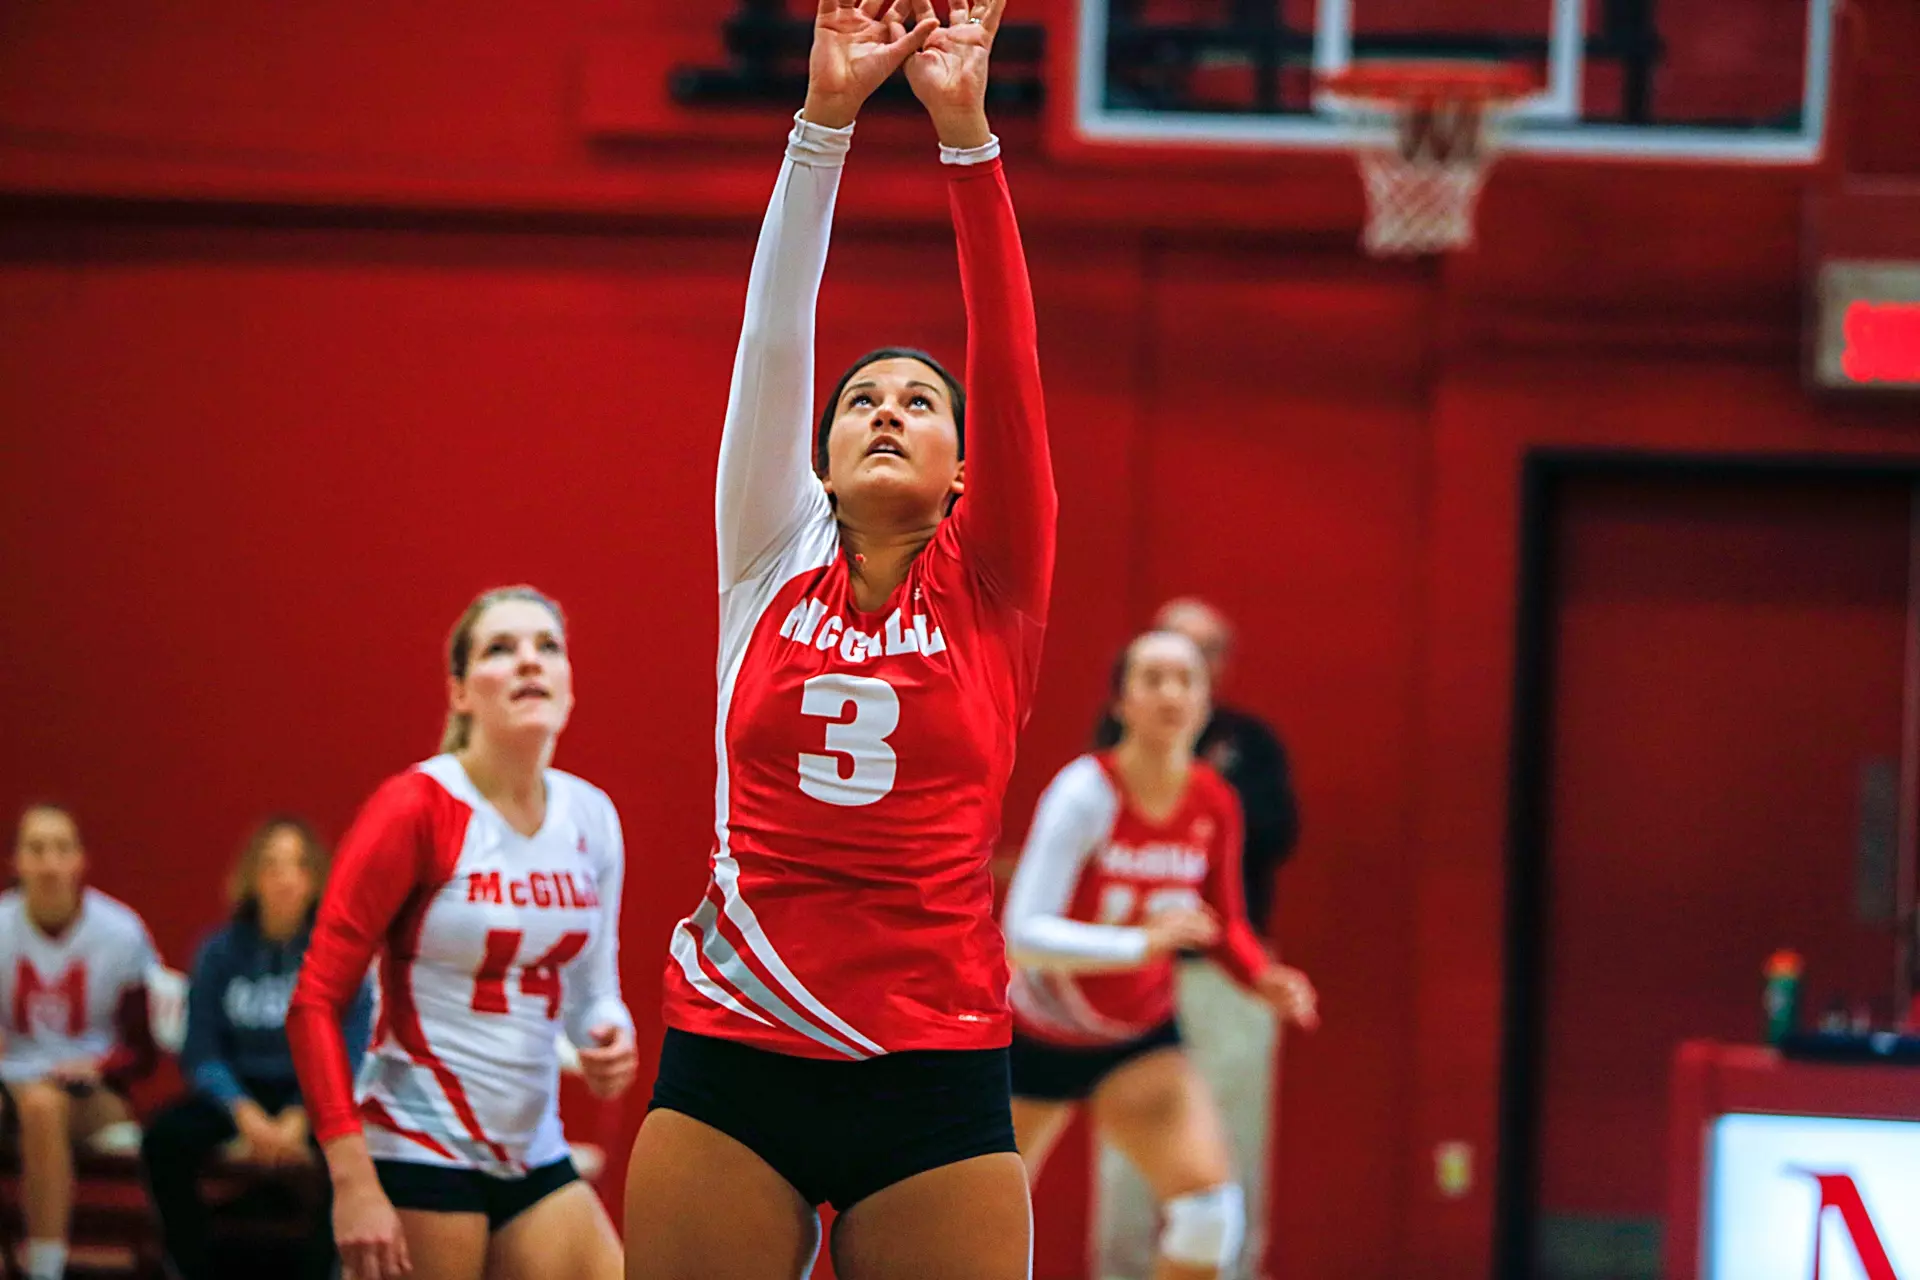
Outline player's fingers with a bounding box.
[893,13,938,52]
[981,0,1008,33]
[859,0,890,18]
[948,0,969,26]
[909,0,940,27]
[389,1228,413,1276]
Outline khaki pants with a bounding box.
[1094,959,1278,1280]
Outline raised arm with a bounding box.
[946,156,1053,610]
[908,0,1056,613]
[714,119,847,587]
[717,0,937,587]
[1004,759,1148,972]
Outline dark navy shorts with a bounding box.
[375,1155,578,1230]
[1008,1020,1184,1101]
[647,1027,1017,1212]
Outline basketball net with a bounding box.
[1340,93,1506,256]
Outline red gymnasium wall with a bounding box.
[3,3,1920,1278]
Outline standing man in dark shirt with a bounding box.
[1099,597,1301,934]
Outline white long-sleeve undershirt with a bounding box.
[1002,756,1153,972]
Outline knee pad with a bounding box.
[1159,1182,1245,1269]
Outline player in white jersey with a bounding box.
[0,804,160,1280]
[289,587,637,1280]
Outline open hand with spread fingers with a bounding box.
[904,0,1006,148]
[804,0,940,129]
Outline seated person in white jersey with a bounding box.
[289,586,638,1280]
[1004,631,1319,1280]
[142,816,375,1280]
[0,803,162,1280]
[625,0,1055,1276]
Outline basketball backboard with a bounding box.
[1074,0,1835,161]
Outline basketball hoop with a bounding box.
[1316,61,1534,257]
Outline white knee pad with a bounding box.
[1159,1182,1245,1269]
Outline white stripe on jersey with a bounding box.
[711,852,883,1056]
[1009,968,1147,1044]
[669,518,885,1059]
[668,917,773,1029]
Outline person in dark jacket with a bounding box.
[141,816,373,1280]
[1098,598,1300,935]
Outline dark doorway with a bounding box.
[1501,456,1920,1280]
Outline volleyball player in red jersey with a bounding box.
[289,587,638,1280]
[1003,631,1319,1280]
[623,0,1053,1275]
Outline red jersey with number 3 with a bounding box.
[661,120,1054,1059]
[288,755,631,1174]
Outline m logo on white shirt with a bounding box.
[11,959,86,1037]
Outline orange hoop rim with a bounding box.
[1315,59,1536,109]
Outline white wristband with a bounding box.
[788,110,855,166]
[940,134,1002,166]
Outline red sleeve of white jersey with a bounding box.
[1202,774,1270,988]
[946,158,1056,620]
[289,769,444,1146]
[99,983,157,1090]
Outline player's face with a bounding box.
[14,808,84,915]
[255,825,316,931]
[1116,633,1211,751]
[1156,603,1232,689]
[450,599,574,747]
[822,358,964,521]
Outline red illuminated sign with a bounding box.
[1812,262,1920,392]
[1842,301,1920,384]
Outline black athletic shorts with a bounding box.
[374,1155,578,1230]
[1008,1020,1183,1101]
[647,1027,1017,1212]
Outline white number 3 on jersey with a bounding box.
[799,674,899,807]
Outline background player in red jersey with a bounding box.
[0,804,160,1280]
[1002,631,1319,1280]
[289,587,637,1280]
[623,0,1054,1275]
